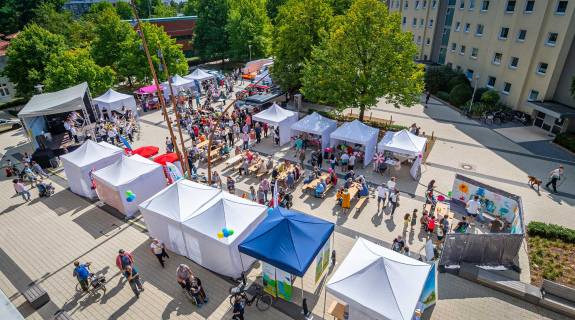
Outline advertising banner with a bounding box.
[275,268,292,302]
[419,262,437,308]
[262,262,277,297]
[315,237,330,283]
[165,161,183,184]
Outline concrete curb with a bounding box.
[549,141,575,159]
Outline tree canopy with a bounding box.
[116,1,134,20]
[32,2,85,47]
[88,1,115,15]
[300,0,424,120]
[328,0,353,15]
[44,48,117,96]
[192,0,230,61]
[182,0,198,16]
[1,24,67,98]
[134,0,162,18]
[0,0,66,35]
[152,3,178,17]
[227,0,272,61]
[91,8,134,68]
[265,0,287,23]
[271,0,333,92]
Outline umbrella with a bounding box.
[133,146,159,158]
[154,153,179,165]
[373,152,385,164]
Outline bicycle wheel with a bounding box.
[256,293,273,311]
[229,295,235,306]
[494,117,502,125]
[486,118,493,125]
[480,114,487,122]
[460,109,467,116]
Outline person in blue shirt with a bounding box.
[124,265,144,298]
[315,179,325,197]
[232,295,245,320]
[284,172,295,189]
[359,182,369,198]
[73,261,92,292]
[344,170,355,182]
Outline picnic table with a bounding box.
[195,140,209,149]
[225,154,243,167]
[425,202,453,233]
[303,172,330,194]
[327,301,347,320]
[276,164,295,181]
[248,159,263,174]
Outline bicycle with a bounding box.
[479,111,494,125]
[229,274,273,311]
[460,108,472,119]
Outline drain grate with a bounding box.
[459,163,476,171]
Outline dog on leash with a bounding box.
[528,176,542,191]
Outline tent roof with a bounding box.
[135,85,163,94]
[154,153,178,165]
[238,207,334,277]
[291,112,337,135]
[93,88,134,104]
[18,82,88,118]
[161,74,193,88]
[378,129,427,155]
[92,154,162,187]
[330,119,379,145]
[138,180,221,222]
[59,140,123,168]
[184,69,215,81]
[182,192,267,244]
[326,238,431,320]
[252,104,297,125]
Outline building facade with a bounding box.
[388,0,575,135]
[0,33,19,103]
[128,16,197,58]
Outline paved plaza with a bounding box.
[0,89,573,320]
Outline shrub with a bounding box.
[527,221,575,244]
[473,87,490,102]
[481,90,501,106]
[424,65,458,94]
[449,84,473,107]
[446,74,471,93]
[436,91,450,101]
[0,97,30,110]
[553,133,575,153]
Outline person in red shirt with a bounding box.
[116,249,134,273]
[427,215,436,236]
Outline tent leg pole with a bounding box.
[301,277,304,302]
[239,252,246,275]
[323,283,327,320]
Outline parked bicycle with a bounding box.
[479,111,494,125]
[512,111,532,125]
[229,274,273,311]
[460,108,472,119]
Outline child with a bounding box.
[427,215,436,236]
[250,186,256,202]
[403,213,411,232]
[436,219,445,247]
[410,209,418,232]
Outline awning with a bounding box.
[18,82,88,118]
[525,100,575,119]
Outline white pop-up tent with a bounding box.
[60,140,124,198]
[290,112,338,151]
[378,129,427,180]
[330,119,379,168]
[161,75,194,100]
[252,103,298,146]
[326,238,433,320]
[93,88,138,117]
[139,180,267,278]
[184,69,216,82]
[92,155,167,217]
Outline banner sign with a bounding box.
[315,237,330,283]
[165,161,183,184]
[275,268,292,302]
[262,262,277,297]
[420,262,437,308]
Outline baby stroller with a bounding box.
[6,163,20,178]
[38,182,55,197]
[309,151,320,167]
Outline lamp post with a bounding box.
[469,73,480,113]
[248,44,252,62]
[34,84,44,94]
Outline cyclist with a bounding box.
[232,295,245,320]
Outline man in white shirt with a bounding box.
[546,165,566,194]
[348,154,356,171]
[63,120,72,140]
[70,126,79,143]
[376,183,389,211]
[386,177,396,201]
[466,195,482,226]
[99,127,108,143]
[107,128,116,145]
[150,238,169,268]
[340,153,349,172]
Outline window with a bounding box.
[509,56,519,69]
[464,23,470,33]
[528,90,539,101]
[402,17,406,24]
[405,0,408,8]
[413,18,417,26]
[460,45,466,55]
[426,38,430,45]
[417,36,422,44]
[174,34,192,41]
[499,27,509,39]
[492,52,502,64]
[524,0,534,12]
[475,24,484,36]
[432,1,437,8]
[486,76,496,88]
[502,82,511,94]
[469,0,475,9]
[423,1,427,8]
[481,0,489,11]
[415,1,420,9]
[0,83,10,97]
[455,22,461,31]
[451,43,457,51]
[420,19,424,26]
[546,33,558,46]
[424,54,428,60]
[447,62,452,67]
[396,1,400,7]
[471,48,478,58]
[466,69,474,80]
[412,35,415,42]
[555,1,568,14]
[456,65,462,72]
[429,20,434,27]
[517,29,527,41]
[459,0,465,9]
[505,0,516,12]
[537,62,548,75]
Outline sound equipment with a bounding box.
[49,157,60,169]
[36,135,48,150]
[32,149,55,168]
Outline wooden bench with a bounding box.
[317,182,333,199]
[539,279,575,318]
[355,196,368,212]
[256,170,269,180]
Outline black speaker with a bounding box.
[32,149,55,168]
[36,135,48,150]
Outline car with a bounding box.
[0,119,21,132]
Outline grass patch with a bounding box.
[526,233,575,289]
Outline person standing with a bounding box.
[260,179,270,202]
[150,238,169,268]
[255,124,261,144]
[23,163,38,188]
[73,261,92,293]
[348,154,356,171]
[64,120,73,140]
[425,91,430,108]
[489,216,503,234]
[102,107,110,121]
[124,265,144,298]
[341,189,351,214]
[391,235,405,253]
[107,127,116,145]
[545,165,566,194]
[13,179,31,202]
[376,183,388,212]
[116,249,134,273]
[387,177,396,200]
[317,152,323,169]
[242,132,250,150]
[465,195,482,226]
[70,125,79,144]
[166,137,174,153]
[301,131,308,150]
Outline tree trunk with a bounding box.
[359,108,365,122]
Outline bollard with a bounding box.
[432,131,434,140]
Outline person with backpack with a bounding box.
[73,261,92,293]
[454,216,469,233]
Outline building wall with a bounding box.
[65,0,128,18]
[131,17,197,58]
[0,56,17,103]
[553,34,575,106]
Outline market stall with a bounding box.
[154,153,184,183]
[160,74,194,100]
[134,85,164,111]
[139,180,267,278]
[184,69,216,94]
[325,237,436,320]
[125,146,159,158]
[330,119,379,168]
[252,103,298,146]
[93,88,138,118]
[60,140,123,198]
[377,129,427,180]
[92,154,166,217]
[290,112,338,151]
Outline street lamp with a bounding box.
[248,44,252,61]
[34,84,44,94]
[469,73,480,113]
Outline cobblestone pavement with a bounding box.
[0,87,572,320]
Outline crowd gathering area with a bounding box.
[8,68,532,320]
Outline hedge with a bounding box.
[553,133,575,153]
[527,221,575,244]
[436,91,450,102]
[307,109,408,132]
[0,97,30,110]
[449,83,473,107]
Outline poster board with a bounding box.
[419,262,437,308]
[262,262,277,297]
[315,236,330,283]
[451,177,518,221]
[424,240,435,262]
[275,268,292,302]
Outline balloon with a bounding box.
[229,230,234,236]
[268,207,273,213]
[217,232,224,238]
[418,154,423,158]
[130,194,136,200]
[448,191,452,196]
[126,197,133,202]
[437,195,445,201]
[223,230,230,237]
[126,190,133,196]
[222,228,229,234]
[328,168,332,173]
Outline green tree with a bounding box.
[227,0,272,61]
[1,25,67,97]
[152,3,178,17]
[301,0,424,121]
[92,8,134,68]
[449,83,473,108]
[193,0,230,61]
[88,1,115,15]
[182,0,198,15]
[117,22,188,84]
[134,0,162,18]
[481,90,500,106]
[116,0,134,20]
[32,2,83,46]
[0,0,66,34]
[44,48,117,96]
[272,0,333,92]
[170,0,179,12]
[446,73,470,93]
[328,0,353,15]
[265,0,287,22]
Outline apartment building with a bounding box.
[388,0,575,135]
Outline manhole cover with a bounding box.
[459,163,475,171]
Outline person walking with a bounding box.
[376,183,388,212]
[545,165,566,194]
[73,261,92,293]
[403,213,411,232]
[124,265,144,298]
[410,209,418,232]
[116,249,134,273]
[390,190,400,216]
[150,238,169,268]
[425,91,430,108]
[31,161,49,179]
[13,179,31,202]
[23,163,38,188]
